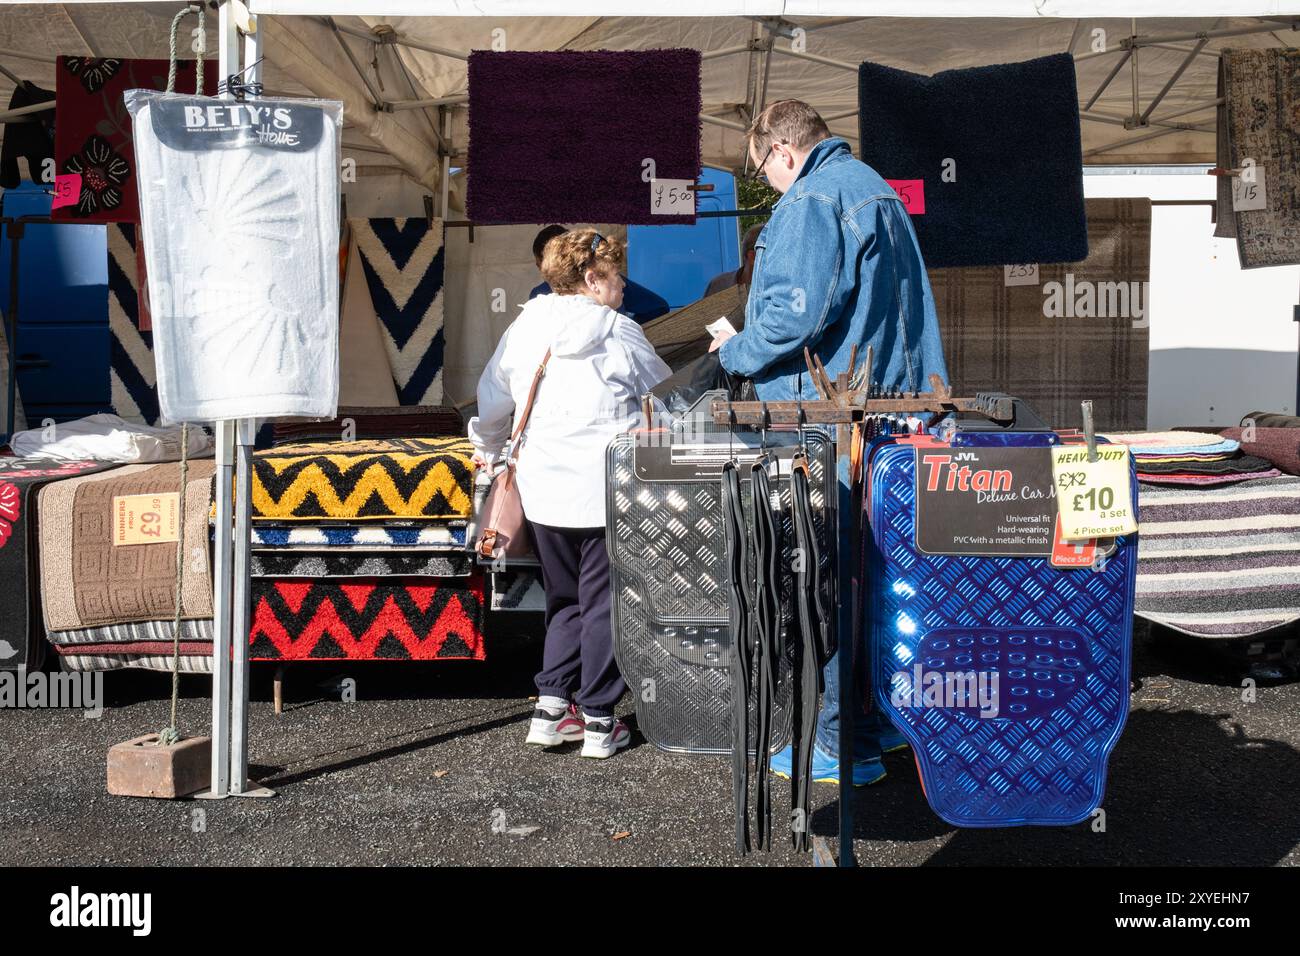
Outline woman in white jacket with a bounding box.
[469,229,670,759]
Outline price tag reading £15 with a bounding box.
[1232,165,1268,212]
[113,492,180,546]
[651,179,695,216]
[1050,445,1137,540]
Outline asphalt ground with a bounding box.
[1,617,1297,867]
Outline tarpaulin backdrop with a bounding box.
[930,197,1150,431]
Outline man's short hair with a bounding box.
[746,99,831,157]
[532,224,568,262]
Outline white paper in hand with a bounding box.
[706,317,737,339]
[125,92,342,423]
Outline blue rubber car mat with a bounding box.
[866,434,1137,826]
[606,428,836,754]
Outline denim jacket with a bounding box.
[719,137,949,401]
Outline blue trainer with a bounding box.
[878,727,910,754]
[768,744,886,787]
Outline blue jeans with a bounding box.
[812,454,887,761]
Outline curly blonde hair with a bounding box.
[539,228,626,295]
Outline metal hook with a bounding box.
[795,373,809,460]
[728,403,738,464]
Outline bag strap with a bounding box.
[506,348,552,457]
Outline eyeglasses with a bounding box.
[744,140,785,183]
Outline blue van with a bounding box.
[627,168,741,310]
[0,181,110,436]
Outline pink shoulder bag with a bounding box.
[476,349,551,561]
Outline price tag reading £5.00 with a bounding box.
[650,179,695,216]
[1050,445,1137,540]
[113,492,181,546]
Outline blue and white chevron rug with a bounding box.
[350,217,446,406]
[106,222,159,425]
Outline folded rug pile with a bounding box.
[249,577,485,661]
[1217,426,1300,476]
[0,458,118,671]
[1136,476,1300,638]
[1100,430,1279,487]
[39,461,220,671]
[270,405,464,447]
[243,415,484,662]
[251,437,474,522]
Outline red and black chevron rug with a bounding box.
[249,574,486,661]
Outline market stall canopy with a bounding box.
[2,3,1299,204]
[252,2,1300,16]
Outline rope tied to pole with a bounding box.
[166,3,206,96]
[158,2,203,748]
[158,423,191,748]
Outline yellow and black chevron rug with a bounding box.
[251,437,475,521]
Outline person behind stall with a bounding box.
[528,224,671,323]
[470,229,671,759]
[702,223,764,299]
[710,99,949,786]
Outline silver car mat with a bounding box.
[606,423,835,754]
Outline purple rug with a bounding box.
[467,49,701,226]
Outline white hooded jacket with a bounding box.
[468,293,671,528]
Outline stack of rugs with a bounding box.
[1101,430,1281,486]
[0,458,116,672]
[246,407,487,661]
[1102,426,1300,640]
[38,460,218,672]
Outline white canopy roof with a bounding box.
[3,4,1299,205]
[252,2,1297,18]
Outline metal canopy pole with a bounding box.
[204,0,243,803]
[228,17,265,798]
[201,0,272,802]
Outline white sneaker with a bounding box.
[580,715,631,759]
[525,702,585,747]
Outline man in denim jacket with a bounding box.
[713,100,949,786]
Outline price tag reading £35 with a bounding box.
[1050,445,1137,540]
[650,179,695,216]
[113,492,181,546]
[1004,263,1040,287]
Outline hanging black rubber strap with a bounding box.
[789,454,824,852]
[721,459,752,855]
[749,454,781,852]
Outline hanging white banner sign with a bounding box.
[126,90,343,423]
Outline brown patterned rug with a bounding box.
[1218,48,1300,268]
[39,461,215,631]
[929,197,1151,431]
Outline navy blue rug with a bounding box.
[467,49,701,225]
[857,53,1086,268]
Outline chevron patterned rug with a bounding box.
[251,437,475,521]
[249,575,486,660]
[106,222,159,425]
[249,522,467,550]
[351,217,446,405]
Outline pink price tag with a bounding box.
[885,179,925,215]
[51,173,82,211]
